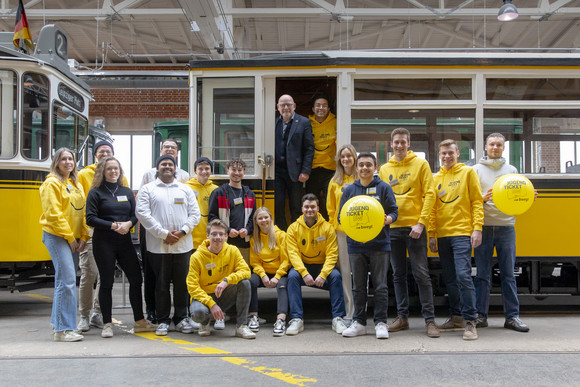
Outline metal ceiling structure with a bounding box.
[1,0,580,66]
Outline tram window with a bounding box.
[52,102,88,160]
[21,73,49,160]
[198,78,255,175]
[354,79,472,101]
[0,70,17,159]
[487,78,580,100]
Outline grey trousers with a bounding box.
[190,280,251,327]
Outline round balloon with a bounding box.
[340,195,385,242]
[492,174,535,216]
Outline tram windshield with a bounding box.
[22,72,50,161]
[0,70,17,159]
[52,102,88,163]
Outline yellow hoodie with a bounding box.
[184,177,218,248]
[250,226,290,279]
[286,213,338,279]
[326,173,355,232]
[379,151,435,228]
[428,163,484,238]
[309,112,337,170]
[187,240,251,308]
[78,163,129,195]
[39,175,90,243]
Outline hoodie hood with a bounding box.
[188,177,214,189]
[388,150,417,166]
[353,174,382,189]
[478,156,506,171]
[439,163,466,175]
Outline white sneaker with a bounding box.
[248,315,260,332]
[77,315,90,332]
[214,319,225,330]
[198,322,211,337]
[375,322,389,339]
[90,312,104,329]
[286,318,304,336]
[188,317,200,331]
[342,321,366,337]
[155,322,169,336]
[235,324,256,339]
[332,316,348,334]
[101,322,113,338]
[175,318,194,334]
[273,318,286,337]
[54,330,84,342]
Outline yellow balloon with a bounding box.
[340,195,385,242]
[492,174,535,216]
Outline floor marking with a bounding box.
[23,294,52,301]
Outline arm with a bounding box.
[182,186,201,234]
[286,225,309,278]
[225,247,251,284]
[383,183,398,225]
[39,179,75,243]
[85,189,115,230]
[468,169,484,248]
[319,226,338,280]
[249,237,267,278]
[186,254,216,309]
[300,119,315,176]
[275,231,291,279]
[417,162,436,229]
[428,179,438,239]
[135,186,169,241]
[326,181,338,228]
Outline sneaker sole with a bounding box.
[249,326,260,332]
[438,326,465,332]
[155,331,168,336]
[376,334,389,339]
[286,328,303,336]
[198,332,211,337]
[387,326,409,332]
[463,335,478,340]
[273,331,285,337]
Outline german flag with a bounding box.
[13,0,34,52]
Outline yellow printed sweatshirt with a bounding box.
[428,163,484,238]
[379,151,435,228]
[187,240,251,308]
[286,213,338,279]
[249,226,290,279]
[185,177,218,248]
[39,175,90,243]
[309,112,337,170]
[78,163,129,195]
[326,173,355,232]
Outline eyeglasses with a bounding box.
[163,145,177,150]
[278,103,293,108]
[209,232,226,237]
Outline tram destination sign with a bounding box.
[58,83,84,112]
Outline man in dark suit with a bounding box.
[275,94,314,230]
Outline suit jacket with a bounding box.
[275,113,314,182]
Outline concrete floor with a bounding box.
[1,284,580,386]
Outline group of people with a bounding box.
[39,92,529,343]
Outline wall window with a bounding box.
[21,73,49,160]
[112,134,153,190]
[354,78,472,100]
[0,70,17,159]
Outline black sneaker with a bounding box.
[504,317,529,332]
[476,315,488,328]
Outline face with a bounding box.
[104,160,120,183]
[391,134,410,159]
[340,148,355,169]
[439,144,460,169]
[161,141,178,157]
[195,163,212,182]
[207,225,227,247]
[302,199,319,222]
[157,160,175,181]
[485,136,505,159]
[227,164,245,183]
[312,98,330,121]
[57,151,75,176]
[356,156,377,179]
[256,211,272,233]
[95,145,113,162]
[277,95,296,122]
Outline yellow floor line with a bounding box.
[23,294,53,301]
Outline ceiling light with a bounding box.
[498,0,519,21]
[190,21,200,32]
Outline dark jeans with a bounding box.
[249,273,289,315]
[148,251,191,325]
[275,167,303,231]
[190,280,251,327]
[350,251,390,325]
[305,167,334,220]
[474,225,520,319]
[389,227,435,322]
[93,232,144,324]
[139,226,156,318]
[438,236,477,321]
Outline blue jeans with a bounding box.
[389,228,435,322]
[474,226,519,319]
[287,264,345,320]
[437,236,477,321]
[190,280,251,327]
[42,231,78,332]
[249,273,289,316]
[350,251,390,325]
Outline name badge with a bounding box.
[174,197,184,204]
[438,189,447,197]
[67,184,73,190]
[117,195,128,202]
[389,179,399,186]
[233,197,243,205]
[205,262,216,270]
[316,235,326,242]
[343,183,352,188]
[367,187,377,195]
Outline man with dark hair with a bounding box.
[275,94,314,230]
[285,193,346,336]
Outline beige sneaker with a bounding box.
[437,315,465,331]
[388,317,409,332]
[235,324,256,339]
[426,321,441,338]
[463,320,478,340]
[101,323,113,338]
[54,330,84,342]
[198,322,211,337]
[134,319,157,333]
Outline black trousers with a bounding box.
[305,167,334,221]
[140,227,156,317]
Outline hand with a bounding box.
[471,230,482,249]
[303,274,315,286]
[483,188,493,203]
[115,221,132,235]
[384,214,392,226]
[269,277,279,288]
[314,276,325,288]
[298,173,309,183]
[210,304,224,321]
[215,280,228,298]
[429,237,438,253]
[229,229,239,238]
[238,228,248,238]
[534,189,538,201]
[69,239,79,253]
[409,223,424,239]
[261,276,270,287]
[77,239,86,252]
[164,231,180,245]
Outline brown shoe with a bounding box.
[463,320,478,340]
[437,315,465,331]
[426,321,441,338]
[388,317,409,332]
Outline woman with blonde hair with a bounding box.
[326,144,358,321]
[40,147,90,342]
[248,207,290,336]
[86,156,156,338]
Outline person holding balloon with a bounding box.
[339,152,398,339]
[472,132,530,333]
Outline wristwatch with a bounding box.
[222,277,228,284]
[181,230,186,236]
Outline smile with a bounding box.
[301,251,321,259]
[439,195,459,204]
[393,187,411,195]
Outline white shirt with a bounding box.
[140,167,190,189]
[136,178,200,254]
